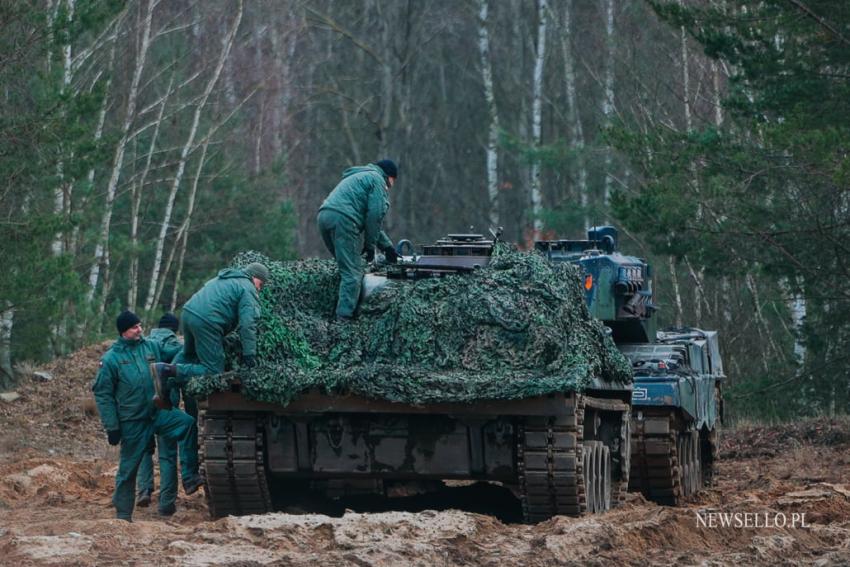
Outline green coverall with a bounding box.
[92,336,193,520]
[136,327,182,500]
[171,268,262,480]
[317,164,394,318]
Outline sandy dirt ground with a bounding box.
[1,344,849,566]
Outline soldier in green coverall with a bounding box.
[317,159,399,319]
[149,262,270,484]
[92,311,194,521]
[135,313,197,508]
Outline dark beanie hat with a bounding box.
[157,312,179,332]
[116,310,141,335]
[375,159,398,178]
[244,262,270,282]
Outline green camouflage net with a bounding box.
[185,247,632,405]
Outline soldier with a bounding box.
[150,262,270,484]
[92,311,194,521]
[317,159,399,320]
[135,313,200,507]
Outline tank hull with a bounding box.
[199,388,632,522]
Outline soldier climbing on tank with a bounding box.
[317,159,399,320]
[149,262,270,491]
[135,312,191,508]
[91,310,195,521]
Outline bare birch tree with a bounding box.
[478,0,500,228]
[601,0,615,205]
[530,0,547,236]
[87,0,157,305]
[143,0,243,313]
[559,0,587,225]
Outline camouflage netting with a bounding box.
[185,247,632,406]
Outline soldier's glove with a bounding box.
[362,246,375,262]
[107,430,122,446]
[383,247,399,264]
[242,354,257,368]
[146,435,156,455]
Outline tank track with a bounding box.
[200,410,273,518]
[517,396,632,522]
[629,413,716,505]
[517,396,586,522]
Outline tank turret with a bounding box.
[535,226,656,343]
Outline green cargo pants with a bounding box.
[317,209,364,318]
[168,309,224,483]
[113,408,193,521]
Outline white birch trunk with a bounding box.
[0,303,13,389]
[561,0,588,225]
[52,0,76,257]
[530,0,548,236]
[143,0,243,313]
[128,76,172,311]
[602,0,615,205]
[679,0,692,132]
[170,138,210,311]
[746,272,781,369]
[478,0,500,228]
[73,43,115,257]
[780,276,807,365]
[712,60,724,127]
[668,256,684,327]
[87,0,156,304]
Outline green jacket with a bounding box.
[319,164,394,250]
[91,337,169,431]
[182,268,260,356]
[148,327,182,362]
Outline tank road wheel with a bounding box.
[583,441,612,514]
[200,410,273,519]
[517,395,627,522]
[583,443,596,513]
[677,434,690,498]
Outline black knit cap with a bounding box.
[375,159,398,178]
[157,312,179,332]
[116,310,141,335]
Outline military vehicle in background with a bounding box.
[536,226,724,505]
[199,232,633,523]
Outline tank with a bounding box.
[536,226,724,505]
[198,232,633,523]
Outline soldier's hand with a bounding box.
[362,246,375,262]
[242,354,257,368]
[383,247,399,264]
[107,430,121,446]
[147,435,156,455]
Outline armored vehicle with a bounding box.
[198,233,633,523]
[536,226,724,505]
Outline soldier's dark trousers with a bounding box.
[170,309,224,482]
[113,409,193,521]
[317,209,364,318]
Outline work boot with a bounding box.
[158,502,176,517]
[336,314,353,322]
[136,488,152,508]
[183,474,204,496]
[149,363,176,410]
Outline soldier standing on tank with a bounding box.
[317,159,400,320]
[92,311,195,521]
[135,313,200,507]
[149,262,270,487]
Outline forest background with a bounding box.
[1,0,847,422]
